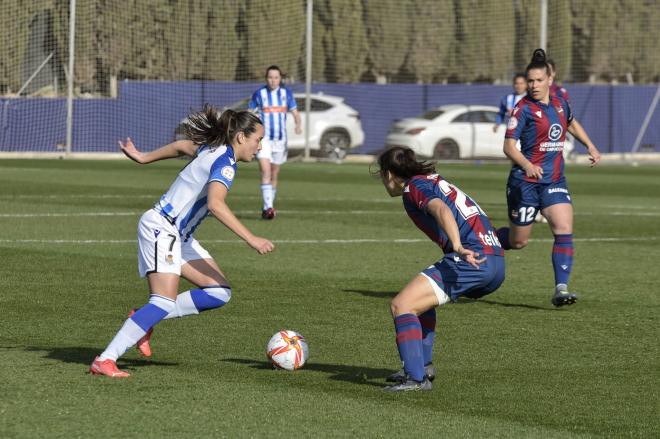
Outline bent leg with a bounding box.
[390,275,447,382]
[99,272,178,361]
[162,258,231,320]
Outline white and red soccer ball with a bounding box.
[266,330,309,371]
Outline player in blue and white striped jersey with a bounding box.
[493,73,527,133]
[249,65,301,220]
[90,106,274,378]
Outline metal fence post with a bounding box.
[304,0,313,160]
[65,0,76,157]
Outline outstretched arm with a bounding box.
[207,182,274,255]
[119,138,199,164]
[426,198,485,268]
[567,118,601,167]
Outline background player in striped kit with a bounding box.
[493,73,527,133]
[249,65,302,220]
[496,49,601,307]
[90,106,274,378]
[375,147,505,392]
[547,57,570,103]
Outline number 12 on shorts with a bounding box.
[518,206,537,223]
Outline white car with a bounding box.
[228,93,364,160]
[385,104,573,160]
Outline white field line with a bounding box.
[0,237,656,245]
[2,210,660,218]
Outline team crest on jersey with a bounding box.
[535,110,542,118]
[507,117,518,130]
[548,124,563,141]
[221,166,235,181]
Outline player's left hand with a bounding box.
[587,145,601,167]
[294,125,302,135]
[456,246,486,269]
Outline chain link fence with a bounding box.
[1,0,659,156]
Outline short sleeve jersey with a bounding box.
[248,85,297,141]
[402,174,504,256]
[505,94,573,184]
[550,83,570,103]
[156,144,237,241]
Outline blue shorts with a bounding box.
[422,254,505,302]
[506,176,572,225]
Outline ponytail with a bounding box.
[373,146,436,180]
[526,48,550,75]
[182,104,262,148]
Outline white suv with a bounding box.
[228,93,364,159]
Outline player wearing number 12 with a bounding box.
[375,147,505,392]
[496,49,601,307]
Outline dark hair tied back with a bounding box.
[373,146,436,180]
[182,104,262,149]
[526,48,550,75]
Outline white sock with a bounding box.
[99,295,175,361]
[272,188,277,204]
[261,184,273,210]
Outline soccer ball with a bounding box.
[266,330,309,371]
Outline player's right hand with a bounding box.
[523,162,543,179]
[119,137,146,164]
[456,246,486,269]
[249,236,275,255]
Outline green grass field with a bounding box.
[0,159,658,438]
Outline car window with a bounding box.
[469,111,499,123]
[419,110,444,120]
[481,111,498,123]
[294,98,333,112]
[310,99,332,112]
[451,112,471,123]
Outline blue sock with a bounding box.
[100,294,175,361]
[496,227,512,250]
[164,286,231,319]
[394,314,424,382]
[418,308,436,366]
[552,234,574,286]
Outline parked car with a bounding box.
[226,93,364,160]
[385,104,573,159]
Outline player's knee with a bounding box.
[203,286,232,308]
[510,237,528,249]
[390,297,412,316]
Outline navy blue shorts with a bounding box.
[422,254,505,302]
[506,176,572,225]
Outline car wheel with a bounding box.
[433,139,460,160]
[320,130,350,160]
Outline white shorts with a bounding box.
[257,139,288,165]
[137,209,212,278]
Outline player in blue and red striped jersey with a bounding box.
[496,49,601,307]
[249,65,302,220]
[547,58,570,103]
[374,146,505,392]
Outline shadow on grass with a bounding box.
[222,358,393,388]
[344,289,551,311]
[455,297,549,310]
[22,346,178,370]
[342,288,398,298]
